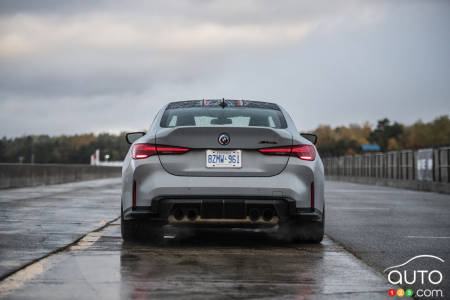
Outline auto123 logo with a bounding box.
[384,255,445,298]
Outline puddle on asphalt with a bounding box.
[1,222,393,300]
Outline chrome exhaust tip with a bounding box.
[187,210,198,221]
[173,208,184,221]
[249,208,260,222]
[262,209,274,222]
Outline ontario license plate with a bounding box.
[206,150,242,168]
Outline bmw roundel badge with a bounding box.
[218,133,230,145]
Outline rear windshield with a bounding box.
[160,100,287,129]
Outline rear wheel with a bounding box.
[278,208,325,243]
[121,205,163,242]
[278,220,324,243]
[293,220,324,243]
[120,216,136,242]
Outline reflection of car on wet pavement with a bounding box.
[121,99,325,243]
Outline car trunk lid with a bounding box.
[155,126,292,177]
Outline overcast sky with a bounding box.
[0,0,449,137]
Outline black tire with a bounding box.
[293,220,324,243]
[121,211,138,242]
[121,205,163,243]
[278,208,325,243]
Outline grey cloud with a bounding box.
[0,1,380,23]
[0,0,96,15]
[0,0,449,137]
[0,1,382,97]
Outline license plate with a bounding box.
[206,150,242,168]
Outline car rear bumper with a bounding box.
[123,196,323,226]
[122,156,324,209]
[121,155,325,227]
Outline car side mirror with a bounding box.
[300,133,318,145]
[126,132,146,144]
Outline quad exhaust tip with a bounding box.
[249,208,260,222]
[249,208,275,222]
[170,207,277,223]
[262,209,274,222]
[173,208,184,221]
[187,210,198,221]
[172,208,198,221]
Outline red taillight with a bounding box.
[132,143,190,159]
[311,182,314,209]
[155,145,190,155]
[132,143,157,159]
[258,145,316,161]
[258,147,293,155]
[292,145,316,161]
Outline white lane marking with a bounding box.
[69,231,102,251]
[406,236,450,239]
[330,207,390,210]
[326,189,411,194]
[0,260,48,296]
[0,230,105,296]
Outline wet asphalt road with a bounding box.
[0,220,391,299]
[0,178,448,299]
[325,181,450,297]
[0,178,121,279]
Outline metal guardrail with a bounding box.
[323,147,450,183]
[0,163,122,189]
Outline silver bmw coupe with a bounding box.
[121,99,325,243]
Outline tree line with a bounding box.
[0,133,130,164]
[312,115,450,157]
[0,115,449,164]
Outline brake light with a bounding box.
[258,145,316,161]
[258,147,293,155]
[292,145,316,160]
[156,145,190,155]
[132,144,157,159]
[132,143,190,159]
